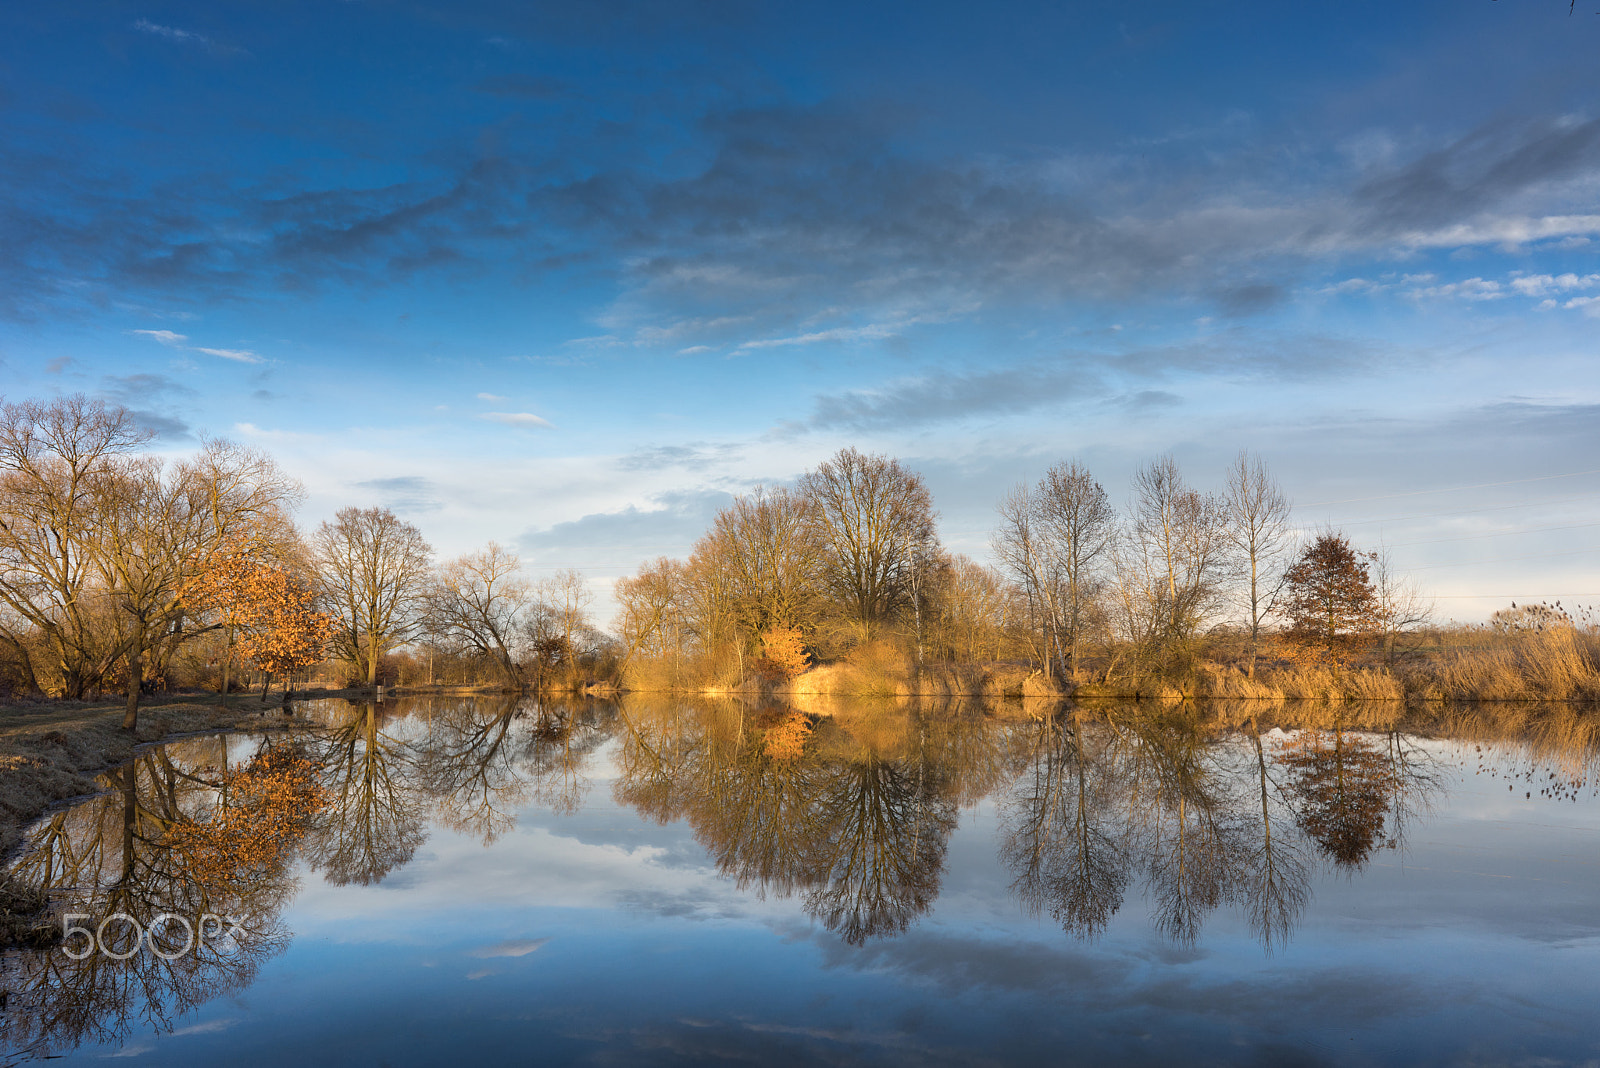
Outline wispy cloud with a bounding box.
[194,346,262,363]
[479,412,554,428]
[131,329,188,345]
[1404,277,1505,302]
[466,937,549,958]
[131,330,264,362]
[737,323,903,351]
[476,392,506,401]
[132,19,244,56]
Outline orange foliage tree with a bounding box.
[1277,533,1379,668]
[193,545,335,699]
[756,625,811,680]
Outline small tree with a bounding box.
[235,568,336,698]
[1280,533,1378,664]
[757,625,810,680]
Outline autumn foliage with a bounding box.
[763,708,814,760]
[756,626,811,680]
[192,545,336,685]
[1278,534,1379,665]
[165,744,328,891]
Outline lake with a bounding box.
[3,695,1598,1066]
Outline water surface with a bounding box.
[3,696,1597,1065]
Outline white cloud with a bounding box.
[737,323,902,351]
[1404,277,1504,302]
[131,329,188,345]
[194,347,262,363]
[131,18,243,55]
[1397,214,1600,249]
[476,392,506,401]
[479,412,554,428]
[1508,272,1600,298]
[1319,277,1386,296]
[133,19,211,45]
[466,937,548,958]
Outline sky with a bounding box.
[2,0,1598,622]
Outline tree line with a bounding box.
[616,446,1435,693]
[0,396,612,726]
[13,392,1574,711]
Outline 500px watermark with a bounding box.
[60,914,249,960]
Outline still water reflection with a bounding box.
[3,696,1598,1065]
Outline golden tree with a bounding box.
[235,570,335,697]
[757,625,811,680]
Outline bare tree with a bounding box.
[1222,450,1294,676]
[525,568,594,687]
[424,543,529,687]
[992,482,1059,676]
[90,441,301,727]
[1123,456,1230,663]
[614,557,687,669]
[1369,546,1433,672]
[0,396,150,697]
[705,486,826,642]
[800,448,937,643]
[1036,461,1116,679]
[312,508,433,689]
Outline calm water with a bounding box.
[3,696,1598,1066]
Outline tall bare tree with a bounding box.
[1222,450,1294,676]
[1037,461,1115,679]
[702,486,825,644]
[424,543,529,687]
[992,482,1059,676]
[82,440,300,727]
[312,507,432,689]
[1119,456,1230,664]
[799,448,937,643]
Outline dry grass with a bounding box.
[1414,628,1600,703]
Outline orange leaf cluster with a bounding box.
[763,709,814,761]
[756,626,811,681]
[195,548,335,677]
[165,745,327,891]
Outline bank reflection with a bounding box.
[0,737,318,1059]
[0,694,1585,1062]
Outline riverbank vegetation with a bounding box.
[1,394,1595,713]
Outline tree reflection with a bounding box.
[1001,715,1131,939]
[0,691,1536,1063]
[805,749,958,945]
[0,737,317,1059]
[301,701,426,885]
[1242,729,1309,953]
[1278,726,1399,869]
[1122,711,1253,946]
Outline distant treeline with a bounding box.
[2,395,1597,716]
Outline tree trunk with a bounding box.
[220,624,233,706]
[122,634,142,731]
[367,624,379,690]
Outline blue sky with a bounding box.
[3,0,1598,620]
